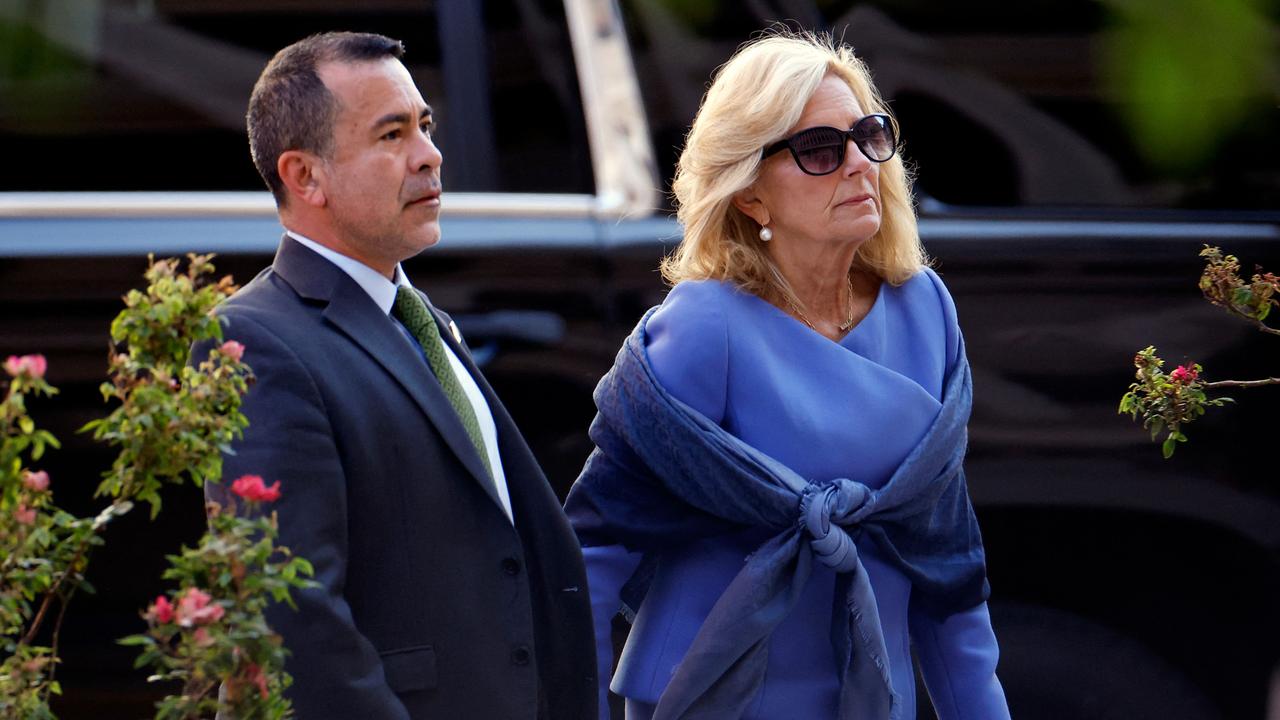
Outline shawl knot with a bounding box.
[801,480,872,573]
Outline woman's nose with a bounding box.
[842,138,872,176]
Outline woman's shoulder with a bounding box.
[644,279,736,422]
[662,278,745,310]
[889,266,958,328]
[649,279,752,342]
[890,265,961,371]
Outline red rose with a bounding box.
[230,474,281,503]
[22,470,50,492]
[1170,365,1199,384]
[146,595,175,624]
[14,504,36,526]
[220,340,245,363]
[4,354,47,379]
[175,587,225,627]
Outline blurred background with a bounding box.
[2,0,1278,717]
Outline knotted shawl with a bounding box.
[565,308,990,720]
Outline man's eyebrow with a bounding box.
[372,112,410,130]
[372,106,434,131]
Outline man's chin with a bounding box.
[408,224,442,253]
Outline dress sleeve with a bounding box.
[644,281,730,424]
[909,599,1011,720]
[198,311,412,720]
[581,545,643,720]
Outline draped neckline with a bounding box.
[728,278,940,413]
[742,275,890,345]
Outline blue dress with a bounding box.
[581,268,1010,719]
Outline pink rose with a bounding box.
[22,470,50,492]
[4,354,46,379]
[174,587,225,627]
[230,474,281,503]
[193,627,215,648]
[220,340,245,363]
[14,504,36,526]
[146,595,175,624]
[1169,365,1199,384]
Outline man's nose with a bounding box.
[411,130,443,172]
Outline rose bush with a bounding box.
[1,255,313,719]
[122,475,314,720]
[1121,246,1279,456]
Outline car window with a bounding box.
[619,0,1278,210]
[0,0,593,195]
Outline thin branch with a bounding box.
[1252,319,1280,337]
[40,586,77,702]
[1205,377,1280,389]
[19,530,94,646]
[19,490,132,647]
[1218,303,1280,337]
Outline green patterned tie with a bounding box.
[393,286,493,479]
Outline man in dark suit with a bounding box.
[206,32,596,719]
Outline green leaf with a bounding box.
[1162,436,1177,458]
[117,635,154,647]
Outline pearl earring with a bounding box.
[759,226,773,242]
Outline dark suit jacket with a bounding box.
[203,236,596,719]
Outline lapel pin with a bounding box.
[448,320,463,344]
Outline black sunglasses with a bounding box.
[762,114,897,175]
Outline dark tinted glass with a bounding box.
[0,0,592,194]
[769,115,896,174]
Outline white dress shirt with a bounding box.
[286,230,514,523]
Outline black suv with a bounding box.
[2,1,1277,718]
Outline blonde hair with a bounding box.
[662,29,926,301]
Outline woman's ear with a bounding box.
[277,150,327,208]
[732,184,770,227]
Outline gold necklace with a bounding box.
[787,276,857,334]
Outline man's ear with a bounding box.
[731,184,770,228]
[277,150,327,208]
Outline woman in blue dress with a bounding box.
[565,31,1011,720]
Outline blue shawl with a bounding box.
[566,308,990,720]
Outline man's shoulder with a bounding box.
[214,266,317,341]
[219,266,300,318]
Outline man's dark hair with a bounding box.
[247,32,405,206]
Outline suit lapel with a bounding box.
[432,306,551,507]
[271,237,500,507]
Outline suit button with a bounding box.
[501,557,521,575]
[511,645,531,665]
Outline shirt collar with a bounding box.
[285,230,411,315]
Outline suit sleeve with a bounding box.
[203,311,411,720]
[909,600,1010,720]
